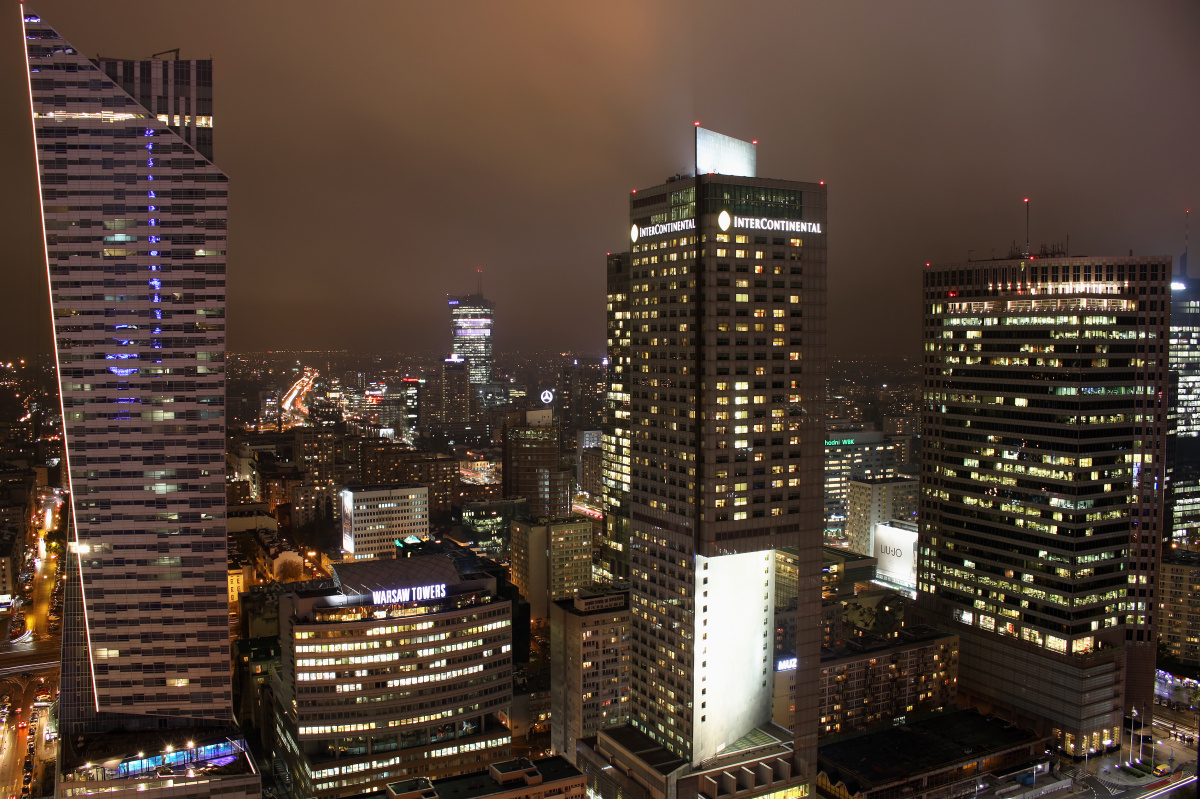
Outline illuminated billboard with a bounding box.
[873,522,918,590]
[695,127,756,178]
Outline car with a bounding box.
[22,758,31,772]
[20,775,29,786]
[1154,764,1172,776]
[18,720,27,728]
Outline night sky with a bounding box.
[1,1,1197,363]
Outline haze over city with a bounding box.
[2,4,1200,799]
[0,1,1197,361]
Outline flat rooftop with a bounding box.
[387,757,581,799]
[818,710,1041,790]
[600,725,688,776]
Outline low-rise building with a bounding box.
[772,625,957,738]
[1160,548,1200,664]
[340,483,430,560]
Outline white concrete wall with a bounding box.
[692,549,775,764]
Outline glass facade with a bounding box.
[917,256,1169,753]
[24,10,258,794]
[448,294,494,385]
[29,16,232,720]
[1170,276,1200,544]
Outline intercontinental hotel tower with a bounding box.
[592,128,825,799]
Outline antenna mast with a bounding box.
[476,269,483,295]
[1024,198,1030,257]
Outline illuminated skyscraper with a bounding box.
[1169,273,1200,543]
[600,252,632,583]
[23,11,257,794]
[916,255,1169,755]
[586,129,825,798]
[448,293,494,385]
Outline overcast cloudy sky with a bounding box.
[2,1,1197,361]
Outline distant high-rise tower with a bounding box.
[23,10,258,795]
[441,355,472,423]
[592,129,826,793]
[448,293,494,385]
[504,410,571,520]
[917,256,1169,756]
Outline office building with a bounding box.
[585,128,825,799]
[24,11,259,795]
[916,255,1170,755]
[774,546,876,610]
[600,252,633,584]
[442,356,473,424]
[823,429,897,540]
[503,411,572,520]
[511,517,593,621]
[459,498,530,555]
[559,357,607,433]
[1159,549,1200,665]
[394,377,423,443]
[356,442,458,519]
[772,626,958,737]
[844,476,918,557]
[578,447,603,497]
[340,483,429,560]
[295,426,338,486]
[273,554,514,798]
[1169,275,1200,544]
[449,293,495,386]
[549,590,631,765]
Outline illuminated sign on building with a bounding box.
[372,584,448,604]
[776,656,798,671]
[825,438,857,447]
[733,216,822,234]
[631,217,696,242]
[540,389,555,404]
[873,522,918,590]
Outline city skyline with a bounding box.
[0,2,1196,363]
[4,5,1200,797]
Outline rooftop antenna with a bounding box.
[476,269,483,296]
[1183,209,1190,277]
[1024,198,1030,257]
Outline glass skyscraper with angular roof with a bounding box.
[22,9,257,795]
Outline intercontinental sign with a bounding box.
[631,217,696,242]
[735,216,821,233]
[719,209,821,234]
[631,211,822,242]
